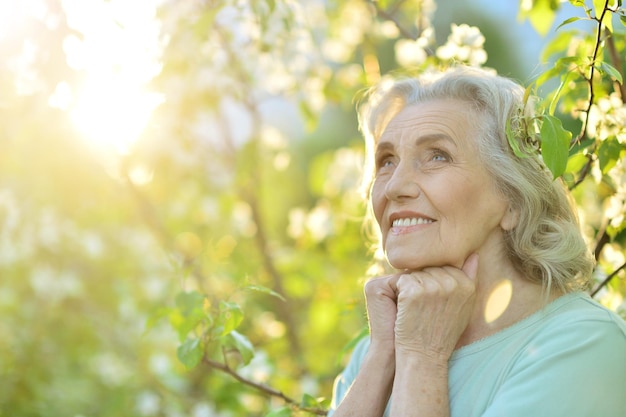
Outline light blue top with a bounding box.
[328,292,626,416]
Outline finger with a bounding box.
[462,253,479,281]
[386,274,401,295]
[396,273,426,299]
[365,275,400,300]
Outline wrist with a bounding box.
[364,340,396,371]
[368,338,395,355]
[395,347,450,371]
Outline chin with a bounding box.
[385,254,427,271]
[386,252,459,271]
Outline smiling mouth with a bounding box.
[392,217,434,227]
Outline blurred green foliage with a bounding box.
[1,0,625,416]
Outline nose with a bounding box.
[384,161,420,201]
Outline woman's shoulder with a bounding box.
[510,291,626,367]
[540,292,626,335]
[453,292,625,359]
[466,293,626,417]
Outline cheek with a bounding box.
[370,181,386,228]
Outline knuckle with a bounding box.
[440,275,458,292]
[364,278,381,294]
[364,275,396,296]
[397,275,423,297]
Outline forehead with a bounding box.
[378,99,479,146]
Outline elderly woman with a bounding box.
[328,67,626,417]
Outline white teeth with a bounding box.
[392,217,433,227]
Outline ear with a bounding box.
[500,205,519,231]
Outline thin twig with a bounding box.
[572,9,606,147]
[204,358,328,415]
[570,153,594,189]
[368,0,416,40]
[593,220,611,261]
[569,0,613,190]
[591,261,626,297]
[575,1,625,299]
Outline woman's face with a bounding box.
[371,99,512,271]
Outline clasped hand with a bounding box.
[364,254,479,361]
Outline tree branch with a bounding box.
[591,261,626,297]
[203,357,327,415]
[211,23,305,360]
[367,0,416,40]
[569,1,612,188]
[570,153,594,189]
[593,220,611,261]
[573,1,624,299]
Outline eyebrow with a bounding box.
[375,133,457,153]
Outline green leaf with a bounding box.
[556,56,581,67]
[593,0,606,16]
[301,393,320,408]
[245,284,286,302]
[177,338,204,369]
[169,308,207,342]
[607,216,626,239]
[264,406,292,417]
[621,14,626,27]
[144,307,172,334]
[540,30,576,63]
[170,291,210,341]
[599,62,624,84]
[598,137,624,174]
[569,0,586,7]
[506,119,526,159]
[604,13,614,33]
[222,330,255,365]
[535,56,579,89]
[175,291,205,316]
[593,0,614,31]
[535,65,562,88]
[548,72,573,115]
[565,152,589,173]
[520,0,558,36]
[540,115,572,179]
[219,301,244,336]
[556,16,583,31]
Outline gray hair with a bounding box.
[357,66,594,293]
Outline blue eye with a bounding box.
[430,149,450,162]
[376,154,395,170]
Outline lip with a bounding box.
[389,210,435,225]
[387,211,436,235]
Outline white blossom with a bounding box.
[395,38,428,67]
[306,201,334,242]
[91,352,132,387]
[135,391,160,416]
[288,207,307,240]
[30,266,83,303]
[585,93,626,141]
[436,24,487,66]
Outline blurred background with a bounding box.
[1,1,624,416]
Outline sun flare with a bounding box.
[70,77,163,154]
[56,0,163,154]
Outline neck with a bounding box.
[456,253,560,349]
